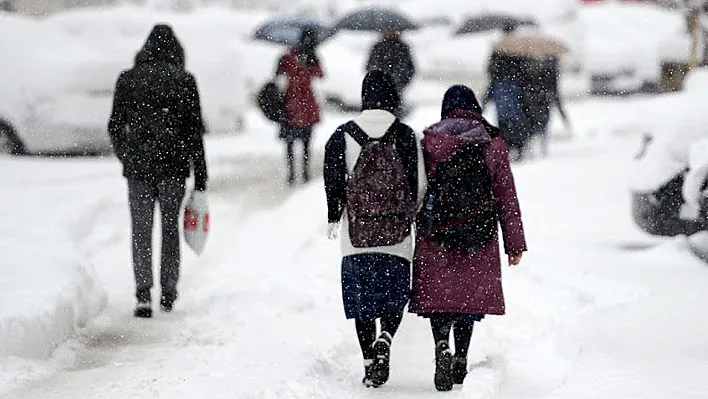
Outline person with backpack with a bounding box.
[323,70,426,388]
[410,85,526,391]
[276,27,324,185]
[108,24,208,318]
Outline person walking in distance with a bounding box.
[323,70,426,388]
[276,27,324,185]
[366,27,416,117]
[108,24,208,318]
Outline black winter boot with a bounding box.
[362,360,375,387]
[370,331,392,387]
[451,355,468,385]
[160,289,177,312]
[134,289,152,318]
[434,341,453,391]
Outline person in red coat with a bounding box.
[409,85,527,391]
[276,27,324,185]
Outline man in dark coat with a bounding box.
[108,24,208,318]
[366,28,416,104]
[521,56,570,158]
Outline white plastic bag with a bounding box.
[183,189,210,255]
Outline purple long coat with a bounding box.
[409,110,527,316]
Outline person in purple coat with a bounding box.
[409,85,527,391]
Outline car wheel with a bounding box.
[0,121,26,155]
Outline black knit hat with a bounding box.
[361,70,401,113]
[441,84,482,119]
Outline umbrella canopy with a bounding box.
[455,14,537,36]
[492,34,568,60]
[252,18,332,46]
[333,8,419,33]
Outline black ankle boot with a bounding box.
[434,341,453,391]
[451,355,468,385]
[370,332,392,387]
[134,289,152,318]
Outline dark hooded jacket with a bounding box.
[366,35,416,92]
[410,85,526,316]
[522,57,567,135]
[108,24,207,189]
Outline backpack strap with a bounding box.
[345,121,371,147]
[346,119,401,146]
[380,119,401,145]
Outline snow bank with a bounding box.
[0,159,107,393]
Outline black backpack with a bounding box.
[422,144,498,252]
[257,81,285,123]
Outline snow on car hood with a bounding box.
[630,69,708,191]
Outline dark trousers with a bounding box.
[281,125,312,183]
[128,178,186,302]
[499,118,529,162]
[429,313,479,360]
[355,312,404,360]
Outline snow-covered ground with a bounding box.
[2,1,708,396]
[2,87,708,397]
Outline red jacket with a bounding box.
[277,49,324,128]
[410,110,527,316]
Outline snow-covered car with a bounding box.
[630,69,708,236]
[581,3,689,95]
[0,8,249,155]
[0,15,113,154]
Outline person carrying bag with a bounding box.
[108,24,209,318]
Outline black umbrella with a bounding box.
[333,8,419,33]
[252,18,333,46]
[455,14,537,36]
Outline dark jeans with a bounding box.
[128,178,186,302]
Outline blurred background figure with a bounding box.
[366,27,416,117]
[276,26,324,186]
[0,0,14,12]
[522,55,571,158]
[483,25,529,162]
[484,23,570,161]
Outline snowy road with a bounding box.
[3,100,708,398]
